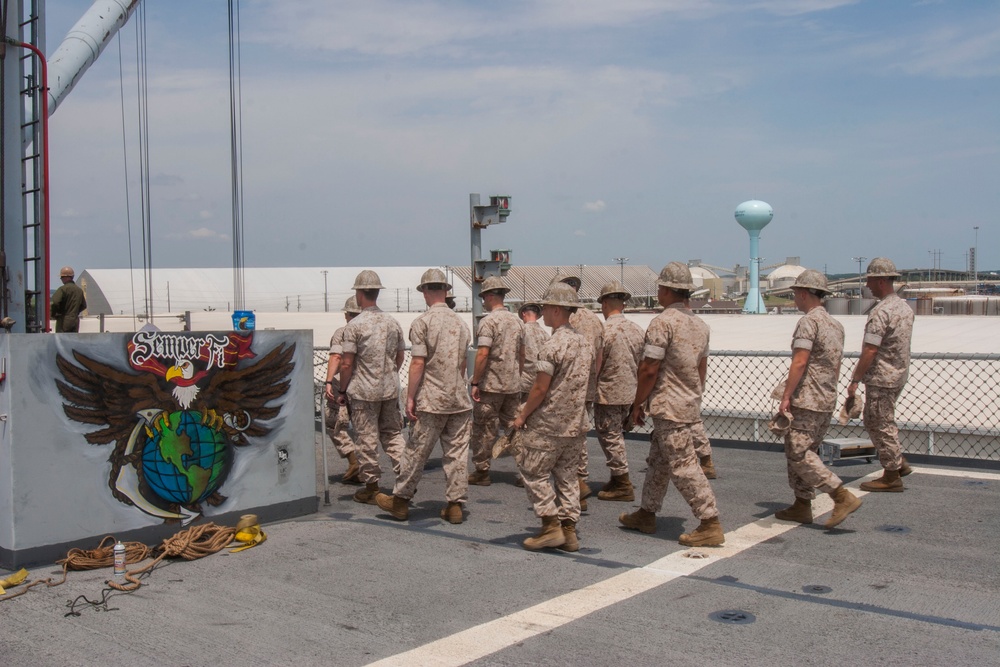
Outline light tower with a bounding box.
[735,200,773,314]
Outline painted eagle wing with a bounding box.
[56,350,174,445]
[194,342,296,445]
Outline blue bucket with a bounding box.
[232,310,255,331]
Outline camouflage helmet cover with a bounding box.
[791,269,832,295]
[343,296,362,314]
[656,262,695,291]
[479,276,511,296]
[416,268,451,293]
[598,280,632,303]
[352,269,385,290]
[558,271,582,290]
[538,282,581,308]
[518,301,541,315]
[866,257,901,278]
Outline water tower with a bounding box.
[735,200,773,314]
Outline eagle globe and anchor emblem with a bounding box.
[57,329,295,524]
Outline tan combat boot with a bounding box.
[375,493,409,520]
[557,520,579,553]
[353,482,379,505]
[579,478,592,499]
[774,497,813,524]
[825,486,862,529]
[860,468,904,492]
[523,516,566,551]
[597,474,635,502]
[440,502,463,524]
[899,457,913,477]
[700,455,717,480]
[619,508,657,534]
[468,469,492,486]
[342,451,360,484]
[678,516,725,547]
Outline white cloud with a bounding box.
[187,228,229,241]
[583,200,607,213]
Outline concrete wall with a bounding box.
[0,330,317,568]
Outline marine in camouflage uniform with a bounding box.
[593,281,643,502]
[513,283,592,552]
[620,262,725,547]
[324,297,362,484]
[338,270,406,504]
[376,270,473,524]
[774,270,861,528]
[469,277,524,486]
[559,273,604,505]
[848,257,915,492]
[518,303,550,400]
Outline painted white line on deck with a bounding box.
[908,466,1000,481]
[365,471,888,667]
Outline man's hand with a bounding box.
[471,385,481,402]
[630,402,646,427]
[779,396,791,414]
[513,413,526,430]
[406,397,418,423]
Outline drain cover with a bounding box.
[802,584,832,595]
[963,480,989,487]
[708,610,756,625]
[877,524,911,534]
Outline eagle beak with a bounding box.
[165,365,183,382]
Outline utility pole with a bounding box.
[321,270,329,312]
[852,256,867,298]
[974,226,980,294]
[614,257,628,284]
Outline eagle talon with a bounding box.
[201,409,224,431]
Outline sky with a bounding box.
[45,0,1000,280]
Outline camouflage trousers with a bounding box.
[471,391,520,472]
[691,420,712,460]
[863,385,904,471]
[324,403,355,459]
[594,403,630,476]
[516,429,583,523]
[640,418,719,520]
[784,407,841,500]
[393,410,471,503]
[350,398,405,485]
[577,402,594,479]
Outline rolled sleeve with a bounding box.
[478,336,494,348]
[535,359,555,376]
[792,338,814,351]
[341,341,358,354]
[863,332,883,347]
[643,344,666,360]
[410,343,428,357]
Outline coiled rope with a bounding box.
[0,521,239,602]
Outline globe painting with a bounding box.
[141,410,232,505]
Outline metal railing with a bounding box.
[313,349,1000,462]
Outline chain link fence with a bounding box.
[313,349,1000,462]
